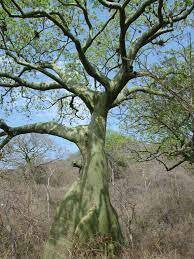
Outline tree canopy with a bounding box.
[0,0,193,144]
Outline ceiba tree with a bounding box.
[0,0,193,256]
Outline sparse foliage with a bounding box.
[121,47,193,170]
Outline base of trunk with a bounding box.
[44,179,123,258]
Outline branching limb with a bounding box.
[172,3,194,22]
[0,51,95,111]
[128,1,194,62]
[0,73,63,90]
[75,0,93,41]
[125,0,157,29]
[0,120,88,149]
[83,10,117,53]
[0,72,95,112]
[5,51,70,88]
[146,28,174,43]
[155,157,186,171]
[111,86,168,107]
[0,0,110,89]
[130,142,188,171]
[107,0,193,99]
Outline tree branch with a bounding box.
[0,73,63,90]
[172,3,194,22]
[97,0,121,9]
[119,7,128,69]
[125,0,157,29]
[0,136,12,149]
[0,1,110,89]
[127,1,194,62]
[111,85,168,107]
[83,10,117,52]
[155,156,186,171]
[1,50,95,111]
[0,120,88,148]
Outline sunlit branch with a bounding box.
[1,50,95,111]
[0,73,63,90]
[97,0,121,9]
[111,86,168,107]
[0,120,88,147]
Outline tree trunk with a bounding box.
[44,106,124,258]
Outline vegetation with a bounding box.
[0,0,193,257]
[106,130,131,168]
[1,137,194,258]
[1,133,59,168]
[121,49,193,170]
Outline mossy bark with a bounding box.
[44,99,124,258]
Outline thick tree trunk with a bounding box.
[44,105,123,258]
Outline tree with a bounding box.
[1,133,58,168]
[0,133,61,185]
[106,130,131,166]
[0,0,193,256]
[121,46,193,171]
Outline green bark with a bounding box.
[44,107,123,258]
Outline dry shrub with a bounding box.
[70,234,123,258]
[0,156,194,258]
[111,160,194,259]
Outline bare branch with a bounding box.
[155,156,186,171]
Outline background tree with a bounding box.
[0,0,193,256]
[120,46,193,170]
[1,133,59,167]
[0,133,63,185]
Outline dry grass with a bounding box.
[0,156,194,258]
[111,161,194,259]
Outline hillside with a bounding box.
[0,153,194,258]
